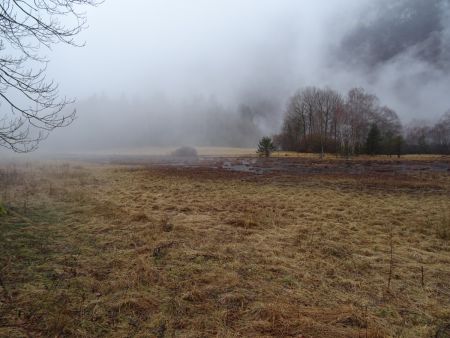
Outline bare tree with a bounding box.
[430,111,450,154]
[282,89,309,151]
[0,0,100,152]
[405,121,432,154]
[282,87,336,154]
[316,88,342,158]
[278,86,407,157]
[345,88,379,154]
[335,100,354,158]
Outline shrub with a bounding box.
[171,146,198,158]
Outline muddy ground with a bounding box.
[105,155,450,176]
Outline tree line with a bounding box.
[273,87,450,157]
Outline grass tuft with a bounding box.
[0,202,7,216]
[436,213,450,240]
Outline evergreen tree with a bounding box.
[366,124,382,155]
[257,137,276,157]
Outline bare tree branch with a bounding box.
[0,0,101,152]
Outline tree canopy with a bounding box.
[276,86,450,156]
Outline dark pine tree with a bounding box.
[257,136,276,157]
[366,124,382,155]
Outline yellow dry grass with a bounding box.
[0,159,450,337]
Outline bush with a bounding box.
[171,146,198,158]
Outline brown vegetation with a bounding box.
[1,157,450,337]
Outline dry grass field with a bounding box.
[1,156,450,337]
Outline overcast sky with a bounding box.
[48,1,368,103]
[45,0,449,122]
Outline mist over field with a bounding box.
[2,2,450,337]
[35,0,450,151]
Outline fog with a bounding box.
[31,0,450,152]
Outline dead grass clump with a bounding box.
[321,242,351,258]
[435,322,450,338]
[110,295,159,320]
[129,212,150,222]
[335,312,367,328]
[249,302,301,336]
[436,213,450,240]
[153,241,176,259]
[218,292,248,310]
[160,215,174,232]
[226,218,259,228]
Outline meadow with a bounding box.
[0,154,450,337]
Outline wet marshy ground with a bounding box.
[106,154,450,177]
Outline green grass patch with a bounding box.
[0,202,7,216]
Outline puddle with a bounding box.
[222,160,267,174]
